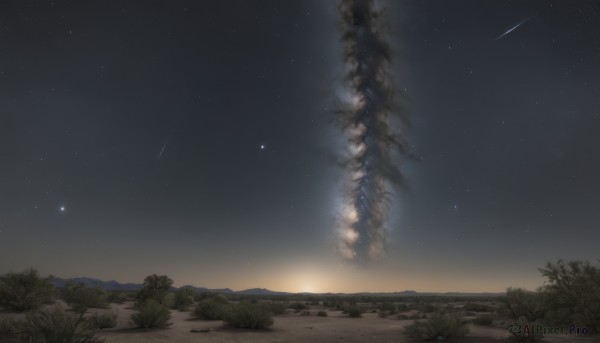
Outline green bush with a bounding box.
[473,315,493,326]
[343,304,363,318]
[0,268,55,312]
[265,302,287,315]
[223,302,273,329]
[539,260,600,333]
[317,310,328,317]
[404,312,469,340]
[161,292,176,310]
[131,300,171,328]
[92,312,117,329]
[290,302,306,312]
[502,287,545,322]
[107,291,129,304]
[192,299,227,320]
[1,306,103,342]
[64,282,108,312]
[173,287,194,311]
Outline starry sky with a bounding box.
[1,0,599,293]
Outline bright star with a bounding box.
[59,206,66,212]
[260,144,265,150]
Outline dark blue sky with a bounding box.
[1,0,599,292]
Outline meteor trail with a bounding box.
[157,136,169,161]
[496,18,530,40]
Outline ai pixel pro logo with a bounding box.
[509,321,589,337]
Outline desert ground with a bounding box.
[3,301,595,343]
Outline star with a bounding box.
[59,206,66,212]
[260,144,265,150]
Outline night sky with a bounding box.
[1,0,599,293]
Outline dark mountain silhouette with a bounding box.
[50,276,503,297]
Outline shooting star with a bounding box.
[496,18,530,40]
[157,136,169,161]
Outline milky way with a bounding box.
[335,0,409,263]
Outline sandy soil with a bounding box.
[2,303,597,343]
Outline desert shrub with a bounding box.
[397,314,410,319]
[192,299,227,320]
[107,291,129,304]
[419,303,437,313]
[380,302,396,312]
[464,302,491,312]
[538,260,600,333]
[378,311,387,318]
[131,300,171,328]
[64,282,108,312]
[1,306,103,342]
[317,310,328,317]
[300,310,310,316]
[343,304,363,318]
[173,287,194,311]
[473,315,493,326]
[223,302,273,329]
[161,292,176,310]
[502,287,545,322]
[404,312,469,340]
[136,274,173,305]
[266,302,287,315]
[0,268,55,312]
[290,302,306,312]
[92,312,117,329]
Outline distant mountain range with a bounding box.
[50,277,503,296]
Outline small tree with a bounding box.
[539,260,600,333]
[0,268,55,312]
[137,274,173,305]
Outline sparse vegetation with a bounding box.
[192,298,227,320]
[223,302,273,329]
[300,310,310,316]
[463,302,492,312]
[290,301,307,312]
[317,310,328,317]
[343,304,364,318]
[173,287,194,311]
[265,301,287,315]
[0,268,55,312]
[64,281,109,312]
[107,291,130,304]
[0,306,103,342]
[404,312,469,341]
[131,299,171,328]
